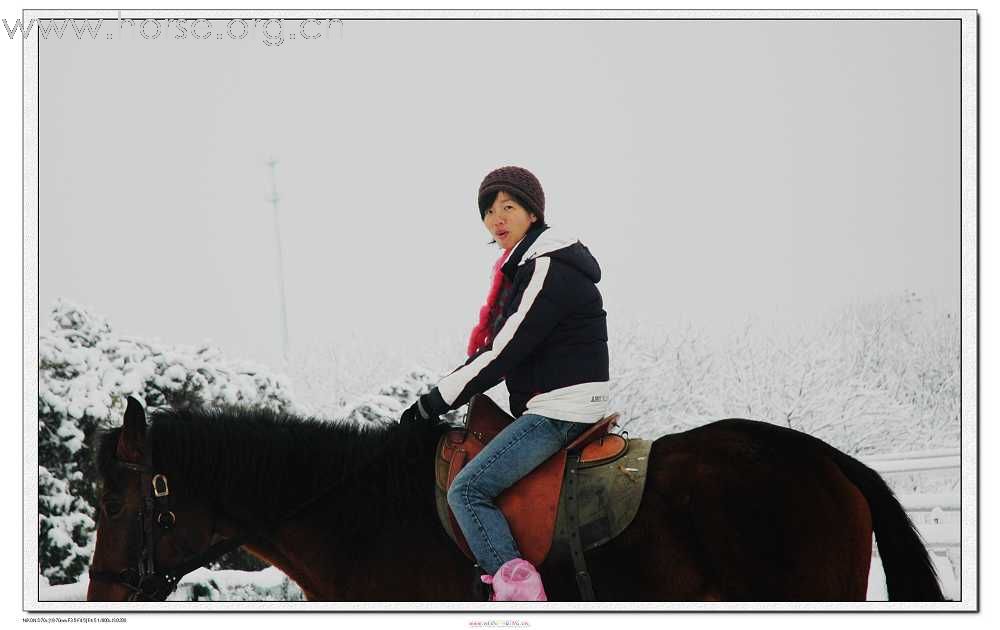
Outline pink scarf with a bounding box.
[466,249,514,357]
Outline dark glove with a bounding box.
[401,389,449,424]
[400,402,426,424]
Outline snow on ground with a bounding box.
[38,575,88,602]
[39,566,304,602]
[866,550,960,601]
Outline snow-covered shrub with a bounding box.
[38,299,298,585]
[609,291,959,456]
[332,367,463,427]
[37,567,306,602]
[166,567,305,602]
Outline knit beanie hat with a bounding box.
[478,166,545,224]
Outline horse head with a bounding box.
[86,396,233,601]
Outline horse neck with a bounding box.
[189,419,458,599]
[158,416,439,532]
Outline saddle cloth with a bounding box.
[434,395,651,567]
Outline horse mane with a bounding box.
[94,406,454,539]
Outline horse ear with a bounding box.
[116,396,148,462]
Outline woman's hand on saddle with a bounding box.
[400,402,429,424]
[401,390,450,424]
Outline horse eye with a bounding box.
[103,500,124,517]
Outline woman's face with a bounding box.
[483,191,538,251]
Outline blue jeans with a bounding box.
[446,413,591,575]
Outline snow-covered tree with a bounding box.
[607,291,959,457]
[332,367,463,427]
[609,322,719,437]
[38,299,298,584]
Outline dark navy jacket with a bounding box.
[421,224,610,423]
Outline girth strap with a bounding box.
[562,451,596,601]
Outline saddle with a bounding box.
[434,395,652,596]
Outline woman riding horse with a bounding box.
[86,169,945,603]
[400,165,610,601]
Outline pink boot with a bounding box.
[480,558,548,601]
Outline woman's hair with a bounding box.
[481,189,547,245]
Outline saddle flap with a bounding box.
[436,395,566,566]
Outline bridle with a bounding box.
[87,435,250,601]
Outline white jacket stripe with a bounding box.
[438,257,552,406]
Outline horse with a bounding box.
[85,396,944,602]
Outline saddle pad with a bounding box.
[553,438,653,554]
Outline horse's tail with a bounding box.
[825,448,945,601]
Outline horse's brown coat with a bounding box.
[87,401,941,602]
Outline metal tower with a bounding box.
[266,156,290,363]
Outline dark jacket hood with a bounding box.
[501,225,601,284]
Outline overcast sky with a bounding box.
[39,18,960,369]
